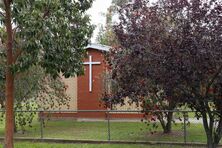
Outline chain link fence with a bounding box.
[0,110,220,145]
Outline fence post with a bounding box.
[183,111,187,144]
[106,111,111,141]
[40,111,44,139]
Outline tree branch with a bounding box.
[3,0,7,6]
[0,11,5,18]
[156,113,166,130]
[43,9,50,18]
[215,117,222,143]
[12,26,19,40]
[13,48,22,63]
[205,64,222,97]
[202,110,210,135]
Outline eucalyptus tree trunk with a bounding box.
[4,0,15,147]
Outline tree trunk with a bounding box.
[163,112,173,134]
[214,118,222,147]
[206,133,214,148]
[4,64,14,148]
[202,112,220,148]
[206,133,219,148]
[157,112,173,134]
[4,0,14,148]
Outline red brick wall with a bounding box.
[41,112,143,119]
[77,48,106,111]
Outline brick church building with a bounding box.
[53,43,141,119]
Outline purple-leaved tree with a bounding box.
[105,0,222,147]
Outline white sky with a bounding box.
[87,0,157,43]
[87,0,112,43]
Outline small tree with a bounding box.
[1,0,93,147]
[12,66,71,133]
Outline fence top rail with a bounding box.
[0,109,212,113]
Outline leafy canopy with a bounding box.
[106,0,222,146]
[0,0,94,78]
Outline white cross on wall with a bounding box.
[83,55,101,92]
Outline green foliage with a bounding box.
[2,0,94,78]
[0,0,94,133]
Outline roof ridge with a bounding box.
[86,43,111,52]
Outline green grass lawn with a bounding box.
[0,142,202,148]
[0,119,209,143]
[0,108,220,148]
